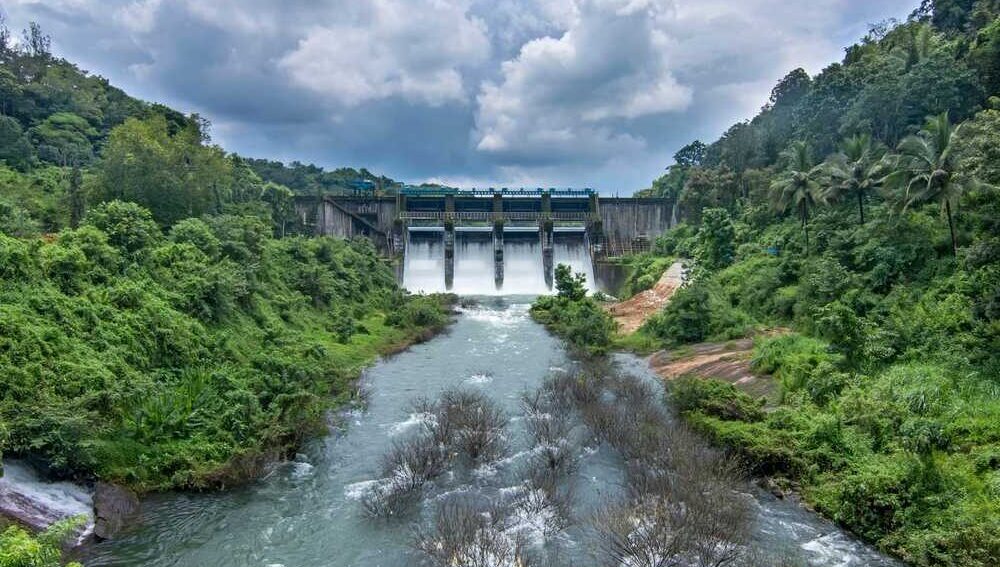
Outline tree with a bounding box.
[260,182,294,237]
[68,165,84,228]
[30,112,97,165]
[884,112,975,255]
[770,141,827,254]
[554,264,587,301]
[83,200,161,255]
[696,208,735,272]
[824,133,887,224]
[769,68,812,108]
[673,140,706,167]
[0,115,33,169]
[96,116,232,225]
[21,22,51,58]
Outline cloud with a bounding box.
[1,0,918,191]
[278,0,490,108]
[474,0,691,164]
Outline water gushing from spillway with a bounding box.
[401,228,595,295]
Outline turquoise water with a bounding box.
[85,301,899,567]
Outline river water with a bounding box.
[84,300,899,567]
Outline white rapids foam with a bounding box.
[0,460,94,542]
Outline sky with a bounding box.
[2,0,918,193]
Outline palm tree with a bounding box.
[883,112,971,256]
[770,141,826,254]
[824,133,886,225]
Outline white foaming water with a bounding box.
[402,229,595,295]
[453,234,500,294]
[0,460,94,540]
[553,233,595,292]
[465,373,494,385]
[386,412,437,435]
[401,233,445,294]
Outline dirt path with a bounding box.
[606,261,685,334]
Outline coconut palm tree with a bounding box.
[883,112,972,256]
[770,141,827,254]
[824,133,887,225]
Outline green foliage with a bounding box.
[751,334,843,401]
[0,516,86,567]
[617,254,673,297]
[641,279,752,346]
[532,273,617,356]
[0,205,449,491]
[695,207,735,271]
[670,376,765,421]
[653,223,697,257]
[675,331,1000,565]
[95,115,233,225]
[554,264,587,301]
[83,200,161,255]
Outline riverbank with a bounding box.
[0,209,456,500]
[83,301,899,567]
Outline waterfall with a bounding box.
[402,227,594,295]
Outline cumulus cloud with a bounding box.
[2,0,917,190]
[279,0,490,107]
[474,0,691,164]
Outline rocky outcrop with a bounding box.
[93,482,140,540]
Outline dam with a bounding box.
[294,188,672,293]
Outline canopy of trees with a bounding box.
[634,2,1000,564]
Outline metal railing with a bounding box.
[399,211,591,221]
[600,238,652,258]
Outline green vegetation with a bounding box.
[0,21,451,494]
[530,264,617,355]
[245,158,401,197]
[0,202,450,491]
[633,3,1000,564]
[0,516,85,567]
[615,253,675,297]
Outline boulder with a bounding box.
[92,482,139,540]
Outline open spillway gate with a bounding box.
[295,188,673,291]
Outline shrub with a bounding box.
[670,377,765,422]
[642,280,752,346]
[83,200,161,254]
[531,295,616,355]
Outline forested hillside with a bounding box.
[0,19,450,498]
[623,1,1000,564]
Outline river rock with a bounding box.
[93,482,140,540]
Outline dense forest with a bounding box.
[0,12,449,546]
[541,1,1000,565]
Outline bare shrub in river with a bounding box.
[381,435,449,491]
[542,368,780,566]
[365,389,508,517]
[361,435,449,517]
[414,495,532,567]
[437,389,509,462]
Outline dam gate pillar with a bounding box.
[493,193,504,289]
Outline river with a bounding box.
[83,299,899,567]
